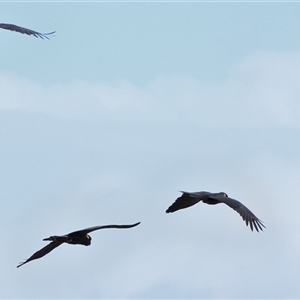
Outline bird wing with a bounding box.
[166,192,201,213]
[68,222,141,236]
[0,23,55,39]
[17,240,63,268]
[214,194,265,232]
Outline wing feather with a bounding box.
[69,222,141,236]
[166,192,201,213]
[215,195,265,232]
[0,23,55,39]
[17,240,63,268]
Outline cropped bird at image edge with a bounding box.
[0,23,55,39]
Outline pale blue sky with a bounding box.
[2,2,300,84]
[1,2,300,299]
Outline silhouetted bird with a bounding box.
[166,191,265,232]
[17,222,140,268]
[0,23,55,39]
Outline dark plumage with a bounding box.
[0,23,55,39]
[17,222,141,268]
[166,191,265,232]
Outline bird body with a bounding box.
[43,234,91,246]
[0,23,55,39]
[17,222,140,268]
[166,191,265,232]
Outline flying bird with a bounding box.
[166,191,265,232]
[0,23,55,39]
[17,222,141,268]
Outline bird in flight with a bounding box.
[17,222,141,268]
[0,23,55,39]
[166,191,265,232]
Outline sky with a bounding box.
[1,1,300,299]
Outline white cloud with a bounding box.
[1,51,300,128]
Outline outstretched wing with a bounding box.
[69,222,141,236]
[166,192,201,213]
[17,240,63,268]
[0,23,55,39]
[214,194,265,232]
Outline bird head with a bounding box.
[83,235,92,246]
[220,192,228,197]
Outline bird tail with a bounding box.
[43,235,68,242]
[43,235,57,241]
